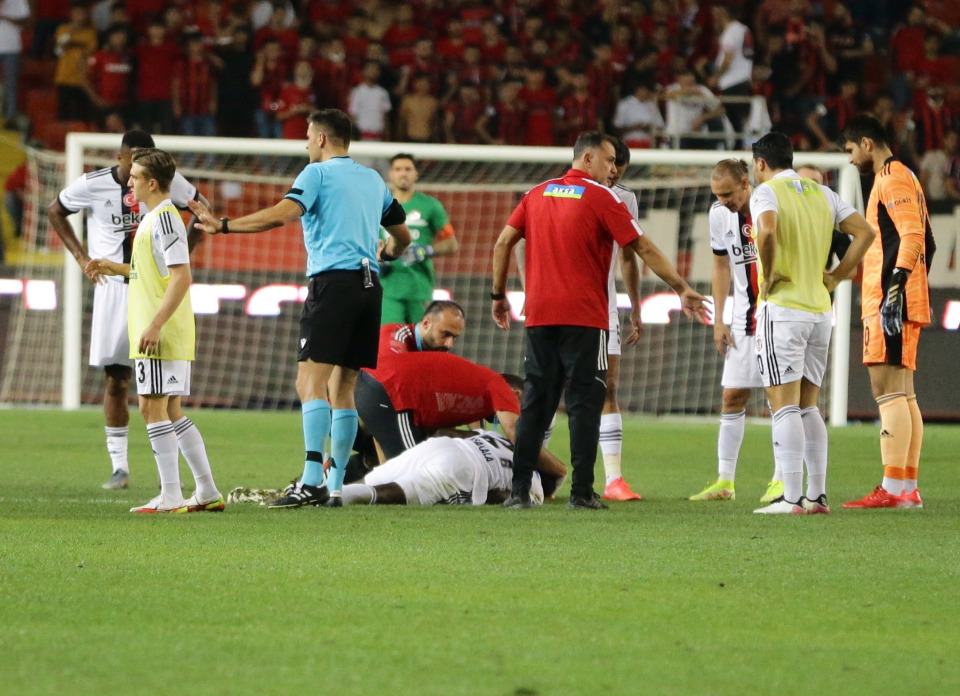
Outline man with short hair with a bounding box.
[749,132,874,515]
[379,153,459,324]
[690,158,783,504]
[48,130,208,490]
[86,148,223,514]
[492,131,709,510]
[380,299,465,355]
[188,109,411,507]
[840,115,937,509]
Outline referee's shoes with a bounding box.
[268,481,330,508]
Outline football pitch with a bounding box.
[1,408,958,696]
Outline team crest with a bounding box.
[123,191,137,208]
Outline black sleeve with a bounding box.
[830,230,852,265]
[380,199,406,227]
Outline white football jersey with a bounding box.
[456,430,517,505]
[608,182,642,315]
[709,201,759,335]
[58,166,197,278]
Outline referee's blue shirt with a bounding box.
[284,156,395,276]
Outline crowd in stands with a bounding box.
[2,1,960,187]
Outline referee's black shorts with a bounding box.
[354,370,426,459]
[298,269,382,370]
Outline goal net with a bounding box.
[1,134,858,422]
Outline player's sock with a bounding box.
[105,426,130,473]
[301,399,331,487]
[173,416,218,500]
[328,409,359,494]
[147,421,183,503]
[771,405,804,503]
[800,406,828,500]
[877,393,910,496]
[342,484,376,505]
[717,409,746,481]
[599,413,623,485]
[904,395,923,494]
[542,413,557,448]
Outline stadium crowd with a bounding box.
[2,0,959,166]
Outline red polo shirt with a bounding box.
[365,352,520,429]
[507,169,642,329]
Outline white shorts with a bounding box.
[135,359,192,396]
[608,311,621,357]
[89,280,132,368]
[364,438,474,505]
[721,332,764,389]
[754,304,832,388]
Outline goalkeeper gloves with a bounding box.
[880,267,909,336]
[400,243,434,266]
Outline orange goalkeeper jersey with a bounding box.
[862,158,934,325]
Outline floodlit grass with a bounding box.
[1,409,958,696]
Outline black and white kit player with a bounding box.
[48,130,207,490]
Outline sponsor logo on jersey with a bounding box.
[104,200,113,207]
[543,184,585,199]
[167,375,179,385]
[111,211,142,229]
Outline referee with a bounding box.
[491,131,710,509]
[189,109,411,507]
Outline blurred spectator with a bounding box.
[251,36,286,140]
[340,13,370,67]
[918,128,960,213]
[382,4,421,67]
[914,31,953,103]
[479,20,506,62]
[133,18,176,134]
[254,2,299,58]
[476,80,526,145]
[459,1,492,45]
[496,44,527,88]
[211,23,256,137]
[710,3,754,146]
[806,77,860,150]
[401,38,443,96]
[582,0,622,47]
[93,2,130,42]
[793,19,837,108]
[825,2,874,95]
[665,68,726,149]
[443,83,484,144]
[87,23,133,128]
[0,0,30,122]
[435,17,465,64]
[295,33,318,64]
[349,59,392,140]
[314,37,351,109]
[557,71,599,146]
[889,5,936,109]
[397,74,440,142]
[609,24,635,77]
[586,43,617,128]
[54,1,99,122]
[161,5,185,40]
[517,65,557,146]
[251,0,296,32]
[31,0,70,59]
[745,63,775,145]
[612,78,664,148]
[550,27,583,69]
[3,160,26,261]
[172,32,217,139]
[913,85,955,156]
[455,44,492,97]
[516,16,544,56]
[276,60,317,139]
[756,0,810,47]
[310,0,351,31]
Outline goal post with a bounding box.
[46,134,857,422]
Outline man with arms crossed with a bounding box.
[750,132,874,515]
[189,109,411,507]
[840,115,936,510]
[87,149,224,513]
[492,131,709,510]
[690,159,783,503]
[379,154,459,324]
[48,130,208,490]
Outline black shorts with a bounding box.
[298,270,382,370]
[355,370,426,459]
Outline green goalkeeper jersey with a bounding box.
[380,191,452,301]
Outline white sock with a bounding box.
[105,426,129,473]
[147,421,183,504]
[342,484,376,506]
[903,479,917,494]
[599,413,623,484]
[173,416,218,500]
[717,409,745,481]
[882,477,905,496]
[800,406,828,500]
[542,412,557,448]
[771,406,804,504]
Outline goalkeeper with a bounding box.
[839,115,936,510]
[379,153,459,323]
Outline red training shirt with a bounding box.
[379,323,417,356]
[507,169,642,329]
[364,352,520,429]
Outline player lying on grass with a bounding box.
[289,429,564,506]
[85,148,224,514]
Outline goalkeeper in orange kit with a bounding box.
[838,115,936,510]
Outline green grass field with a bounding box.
[1,408,958,696]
